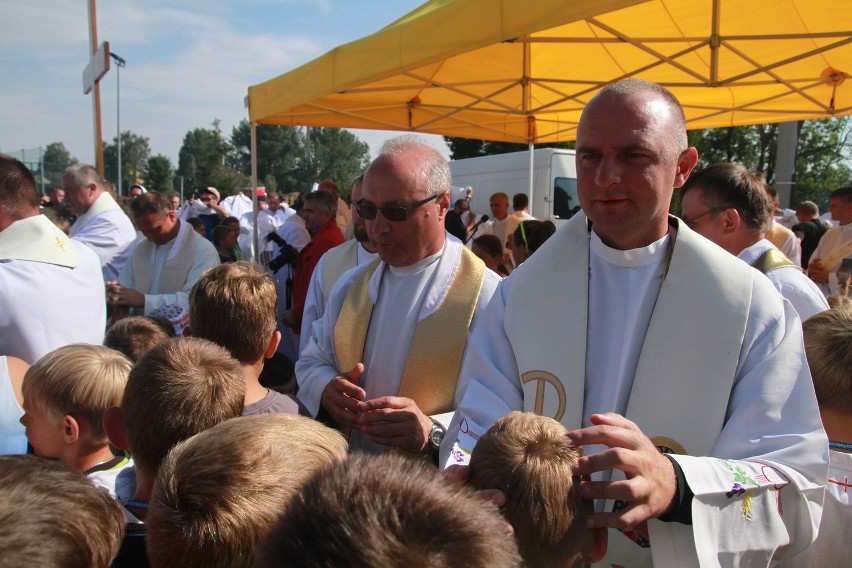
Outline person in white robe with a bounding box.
[808,186,852,296]
[297,137,499,457]
[442,81,827,567]
[272,203,312,363]
[0,155,106,364]
[106,192,218,319]
[62,164,137,281]
[299,176,379,355]
[679,162,828,321]
[220,189,253,220]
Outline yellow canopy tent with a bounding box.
[248,0,852,143]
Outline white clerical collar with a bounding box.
[840,222,852,233]
[590,230,671,268]
[387,245,443,277]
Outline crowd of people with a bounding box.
[1,78,851,567]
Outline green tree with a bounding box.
[444,137,575,160]
[144,154,175,194]
[688,118,851,209]
[42,142,77,184]
[301,127,371,198]
[228,121,302,193]
[178,120,245,196]
[104,131,151,194]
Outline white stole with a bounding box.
[504,213,754,564]
[0,215,78,267]
[69,191,123,236]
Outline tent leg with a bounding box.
[251,122,259,263]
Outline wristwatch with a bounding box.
[428,420,446,451]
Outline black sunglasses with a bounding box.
[355,193,443,222]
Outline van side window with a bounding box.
[553,177,580,219]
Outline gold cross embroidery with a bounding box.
[54,237,66,252]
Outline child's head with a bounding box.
[469,411,606,568]
[212,224,237,251]
[147,414,347,568]
[186,216,205,236]
[0,455,125,568]
[256,452,521,568]
[104,315,174,363]
[512,220,557,265]
[189,261,278,364]
[803,306,852,417]
[20,344,131,458]
[472,234,506,273]
[113,337,244,472]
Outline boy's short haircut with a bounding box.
[256,452,521,568]
[469,411,592,568]
[121,337,244,471]
[22,344,132,445]
[104,316,174,363]
[803,306,852,415]
[189,262,277,363]
[211,224,233,247]
[0,454,125,568]
[147,414,347,568]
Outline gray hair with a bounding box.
[378,135,451,198]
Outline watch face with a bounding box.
[430,426,445,448]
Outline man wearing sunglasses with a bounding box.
[296,137,500,458]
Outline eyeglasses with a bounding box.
[355,193,444,222]
[200,197,212,202]
[681,206,728,228]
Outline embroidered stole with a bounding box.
[0,215,78,267]
[334,247,485,416]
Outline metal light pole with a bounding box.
[110,52,126,194]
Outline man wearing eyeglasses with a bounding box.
[296,137,500,458]
[679,163,827,321]
[443,81,827,566]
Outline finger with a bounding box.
[476,489,507,509]
[332,377,366,401]
[444,465,470,483]
[359,396,408,412]
[585,507,654,531]
[344,363,365,385]
[577,478,650,503]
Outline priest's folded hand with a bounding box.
[321,363,366,430]
[356,396,432,454]
[566,412,677,530]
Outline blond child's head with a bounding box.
[803,306,852,416]
[189,262,278,364]
[20,344,131,459]
[468,412,607,568]
[147,414,347,568]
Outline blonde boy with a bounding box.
[468,411,607,568]
[147,414,347,568]
[189,261,306,415]
[20,344,132,496]
[782,306,852,566]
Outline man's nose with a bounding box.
[595,156,622,187]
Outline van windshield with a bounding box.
[553,177,580,219]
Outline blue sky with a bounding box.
[0,0,449,168]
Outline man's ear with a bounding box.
[584,526,609,564]
[264,330,282,360]
[62,415,81,445]
[102,406,128,450]
[721,207,741,234]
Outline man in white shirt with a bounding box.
[679,162,828,321]
[808,186,852,296]
[511,192,536,222]
[106,192,219,320]
[62,164,136,281]
[443,80,827,567]
[0,155,105,363]
[297,137,500,458]
[483,192,520,259]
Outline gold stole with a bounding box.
[752,248,798,274]
[334,247,485,416]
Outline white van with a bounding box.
[448,148,579,227]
